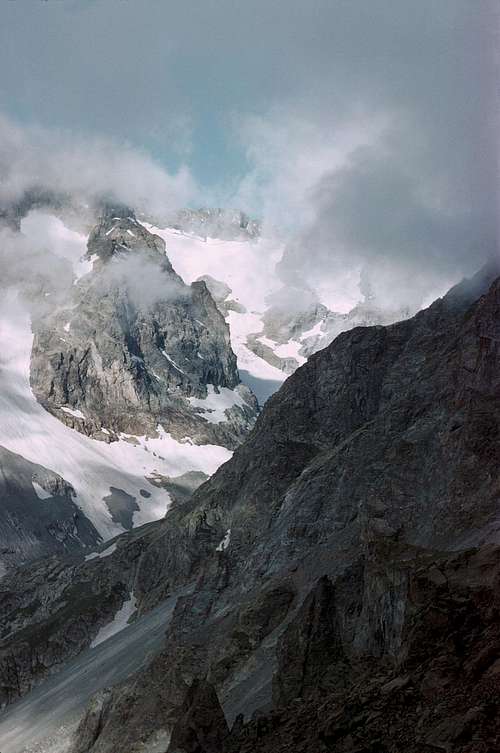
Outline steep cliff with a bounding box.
[30,207,258,449]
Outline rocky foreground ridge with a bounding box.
[1,262,500,751]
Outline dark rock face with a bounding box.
[63,265,500,752]
[71,690,113,753]
[0,544,135,708]
[72,271,500,753]
[4,264,499,752]
[273,575,346,707]
[167,679,230,753]
[229,545,500,753]
[30,207,258,448]
[0,445,99,571]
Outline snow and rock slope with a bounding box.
[0,445,100,569]
[0,290,231,551]
[145,222,288,404]
[30,208,258,448]
[146,219,415,402]
[0,205,266,569]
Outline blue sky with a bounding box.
[1,0,342,189]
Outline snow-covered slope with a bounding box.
[145,225,288,404]
[0,291,231,544]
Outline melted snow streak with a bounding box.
[0,291,232,540]
[91,592,137,648]
[0,598,177,753]
[84,541,117,561]
[216,528,231,551]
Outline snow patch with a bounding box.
[75,253,99,282]
[257,334,306,365]
[300,320,324,340]
[32,481,53,501]
[85,541,117,561]
[91,591,137,648]
[216,528,231,551]
[228,310,287,385]
[161,350,186,375]
[188,386,247,424]
[273,339,307,366]
[60,406,86,420]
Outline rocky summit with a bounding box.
[30,206,258,449]
[1,263,499,753]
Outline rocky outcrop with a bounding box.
[245,333,298,375]
[0,445,99,571]
[167,679,230,753]
[162,208,260,241]
[299,297,413,360]
[247,285,413,376]
[196,275,246,316]
[228,544,500,753]
[273,575,346,706]
[71,690,113,753]
[30,207,258,448]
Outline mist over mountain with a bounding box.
[0,2,498,752]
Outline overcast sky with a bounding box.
[1,0,498,310]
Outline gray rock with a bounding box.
[159,208,260,241]
[0,445,100,571]
[30,208,258,449]
[167,679,230,753]
[196,275,247,316]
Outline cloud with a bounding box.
[0,226,73,312]
[231,109,387,236]
[278,123,497,311]
[232,1,498,312]
[96,252,188,311]
[0,0,497,318]
[20,211,88,265]
[0,115,198,220]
